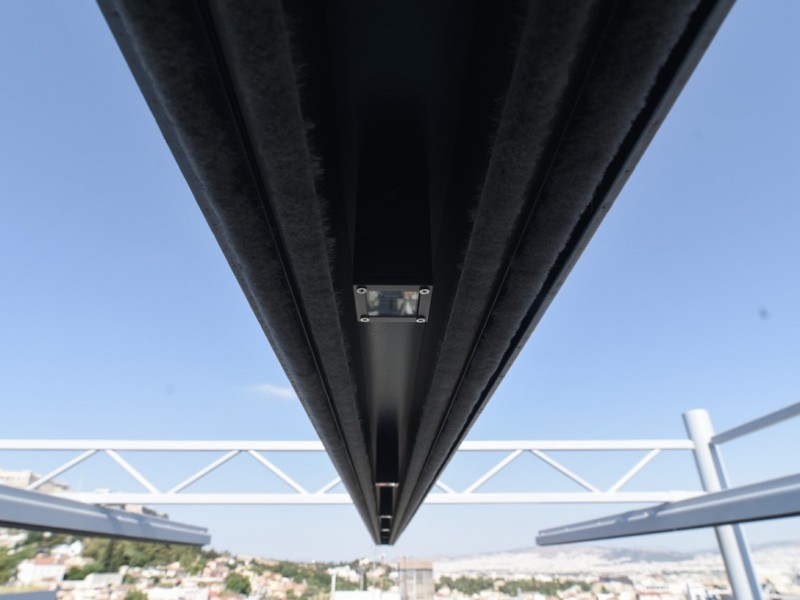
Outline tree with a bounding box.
[81,538,210,571]
[125,591,148,600]
[0,545,35,583]
[64,563,105,580]
[225,572,251,596]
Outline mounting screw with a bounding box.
[356,287,368,295]
[416,317,426,323]
[360,316,370,323]
[419,287,430,295]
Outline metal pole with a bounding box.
[684,409,762,600]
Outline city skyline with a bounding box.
[1,0,799,560]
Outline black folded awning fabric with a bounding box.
[99,0,732,543]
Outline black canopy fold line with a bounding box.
[99,0,376,533]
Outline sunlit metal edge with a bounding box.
[537,472,800,546]
[0,484,210,545]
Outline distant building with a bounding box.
[84,572,124,587]
[398,559,433,600]
[16,557,66,584]
[334,592,398,600]
[51,540,84,558]
[0,469,69,495]
[102,502,168,518]
[685,583,709,600]
[148,586,209,600]
[89,488,168,518]
[328,564,362,583]
[0,528,28,548]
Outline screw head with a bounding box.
[359,316,370,323]
[419,287,430,295]
[416,317,426,323]
[356,287,368,295]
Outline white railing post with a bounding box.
[684,409,762,600]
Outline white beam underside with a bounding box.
[0,440,695,451]
[53,491,698,505]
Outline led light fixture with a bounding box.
[354,285,432,323]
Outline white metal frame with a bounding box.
[2,401,799,599]
[0,439,698,506]
[538,401,800,600]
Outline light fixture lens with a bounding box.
[366,290,419,317]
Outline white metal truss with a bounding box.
[0,439,698,506]
[0,483,210,545]
[2,402,798,600]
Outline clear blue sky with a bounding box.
[1,1,798,561]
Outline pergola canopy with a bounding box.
[99,0,732,543]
